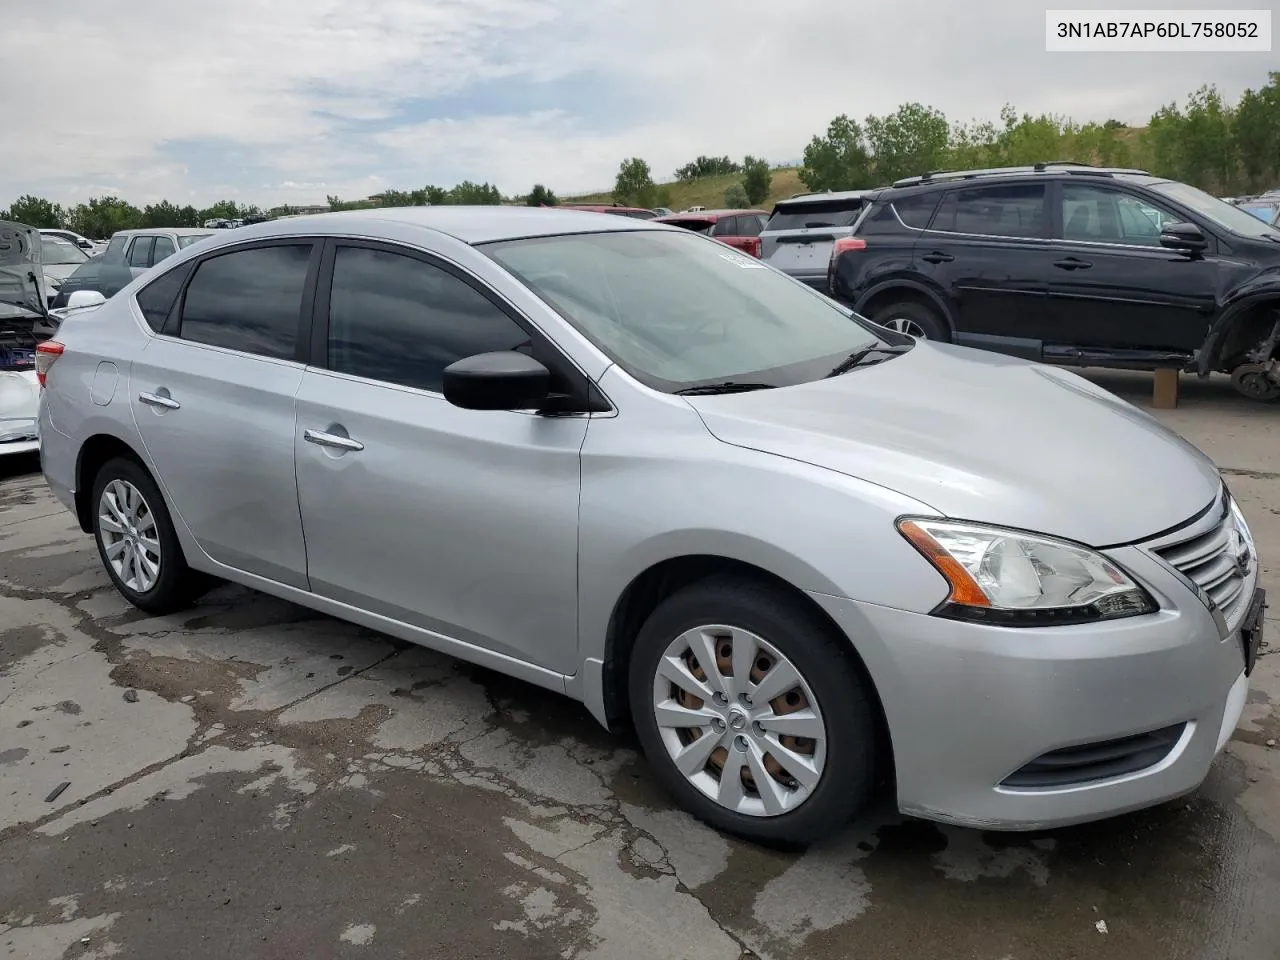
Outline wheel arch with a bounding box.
[594,553,892,772]
[854,281,955,336]
[1199,293,1280,373]
[74,432,148,533]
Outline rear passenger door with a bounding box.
[126,236,154,277]
[711,216,754,254]
[913,182,1058,357]
[292,240,588,674]
[129,240,319,588]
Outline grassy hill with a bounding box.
[564,167,807,211]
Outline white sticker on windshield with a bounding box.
[718,252,765,268]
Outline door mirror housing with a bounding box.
[1159,221,1208,254]
[66,289,107,309]
[442,351,551,411]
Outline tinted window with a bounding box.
[178,234,213,249]
[128,237,154,268]
[1061,184,1178,245]
[712,217,739,236]
[1148,180,1280,239]
[932,184,1046,238]
[738,215,765,237]
[765,200,865,231]
[180,244,311,359]
[135,266,190,331]
[104,235,127,259]
[327,246,530,393]
[152,236,176,262]
[893,194,940,229]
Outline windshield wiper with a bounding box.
[674,381,775,396]
[826,343,914,378]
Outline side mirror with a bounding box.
[77,239,93,250]
[442,351,551,411]
[1159,221,1208,254]
[67,290,107,309]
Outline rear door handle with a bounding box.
[921,251,954,264]
[304,428,364,452]
[138,391,180,410]
[1053,257,1092,270]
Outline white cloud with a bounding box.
[2,0,1272,207]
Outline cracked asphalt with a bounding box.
[2,370,1279,960]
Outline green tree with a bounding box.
[614,158,656,207]
[864,102,951,183]
[800,115,873,191]
[448,181,502,204]
[1234,74,1280,192]
[65,196,142,238]
[741,156,772,204]
[674,155,740,182]
[140,200,199,227]
[526,184,558,206]
[723,183,750,208]
[654,185,673,208]
[3,195,64,228]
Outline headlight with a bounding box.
[898,518,1156,626]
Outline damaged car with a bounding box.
[1,221,55,455]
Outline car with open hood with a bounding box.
[36,206,1263,843]
[1,221,58,455]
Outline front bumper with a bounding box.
[809,541,1254,831]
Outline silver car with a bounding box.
[32,208,1263,843]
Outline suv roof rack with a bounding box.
[891,163,1150,189]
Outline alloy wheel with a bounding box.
[882,316,928,339]
[98,479,162,593]
[651,624,828,817]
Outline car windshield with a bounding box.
[484,229,886,392]
[178,234,213,248]
[1239,203,1279,224]
[40,236,88,265]
[1148,181,1280,239]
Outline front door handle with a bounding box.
[1053,257,1092,270]
[304,428,364,452]
[138,391,180,410]
[921,251,954,264]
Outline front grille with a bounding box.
[1152,496,1254,632]
[1001,723,1186,788]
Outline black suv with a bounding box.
[828,163,1280,401]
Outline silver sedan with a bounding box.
[32,207,1262,843]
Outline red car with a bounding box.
[652,209,768,257]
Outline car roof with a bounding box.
[110,227,215,238]
[773,190,876,206]
[655,209,766,222]
[208,206,671,246]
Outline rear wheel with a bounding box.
[1230,363,1280,402]
[628,576,878,844]
[870,300,949,341]
[91,457,208,613]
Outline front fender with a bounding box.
[1197,272,1280,373]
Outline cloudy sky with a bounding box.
[4,0,1273,209]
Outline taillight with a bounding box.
[746,237,762,258]
[35,341,64,387]
[830,237,867,264]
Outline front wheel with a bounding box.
[629,577,879,844]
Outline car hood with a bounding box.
[0,221,49,321]
[687,341,1221,546]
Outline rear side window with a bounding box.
[326,245,531,393]
[931,184,1047,239]
[766,200,864,231]
[128,237,154,268]
[711,217,739,236]
[152,236,176,263]
[738,215,766,236]
[893,194,941,229]
[135,265,190,332]
[179,244,312,360]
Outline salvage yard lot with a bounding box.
[2,371,1278,960]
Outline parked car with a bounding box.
[1,221,56,456]
[827,163,1280,401]
[759,190,875,289]
[50,228,213,308]
[38,234,91,305]
[40,228,105,256]
[1233,196,1280,226]
[32,207,1263,843]
[651,207,674,217]
[653,209,768,257]
[559,204,656,220]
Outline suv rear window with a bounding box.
[766,200,865,231]
[893,195,941,229]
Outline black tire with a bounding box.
[628,576,878,845]
[870,299,950,341]
[90,456,208,614]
